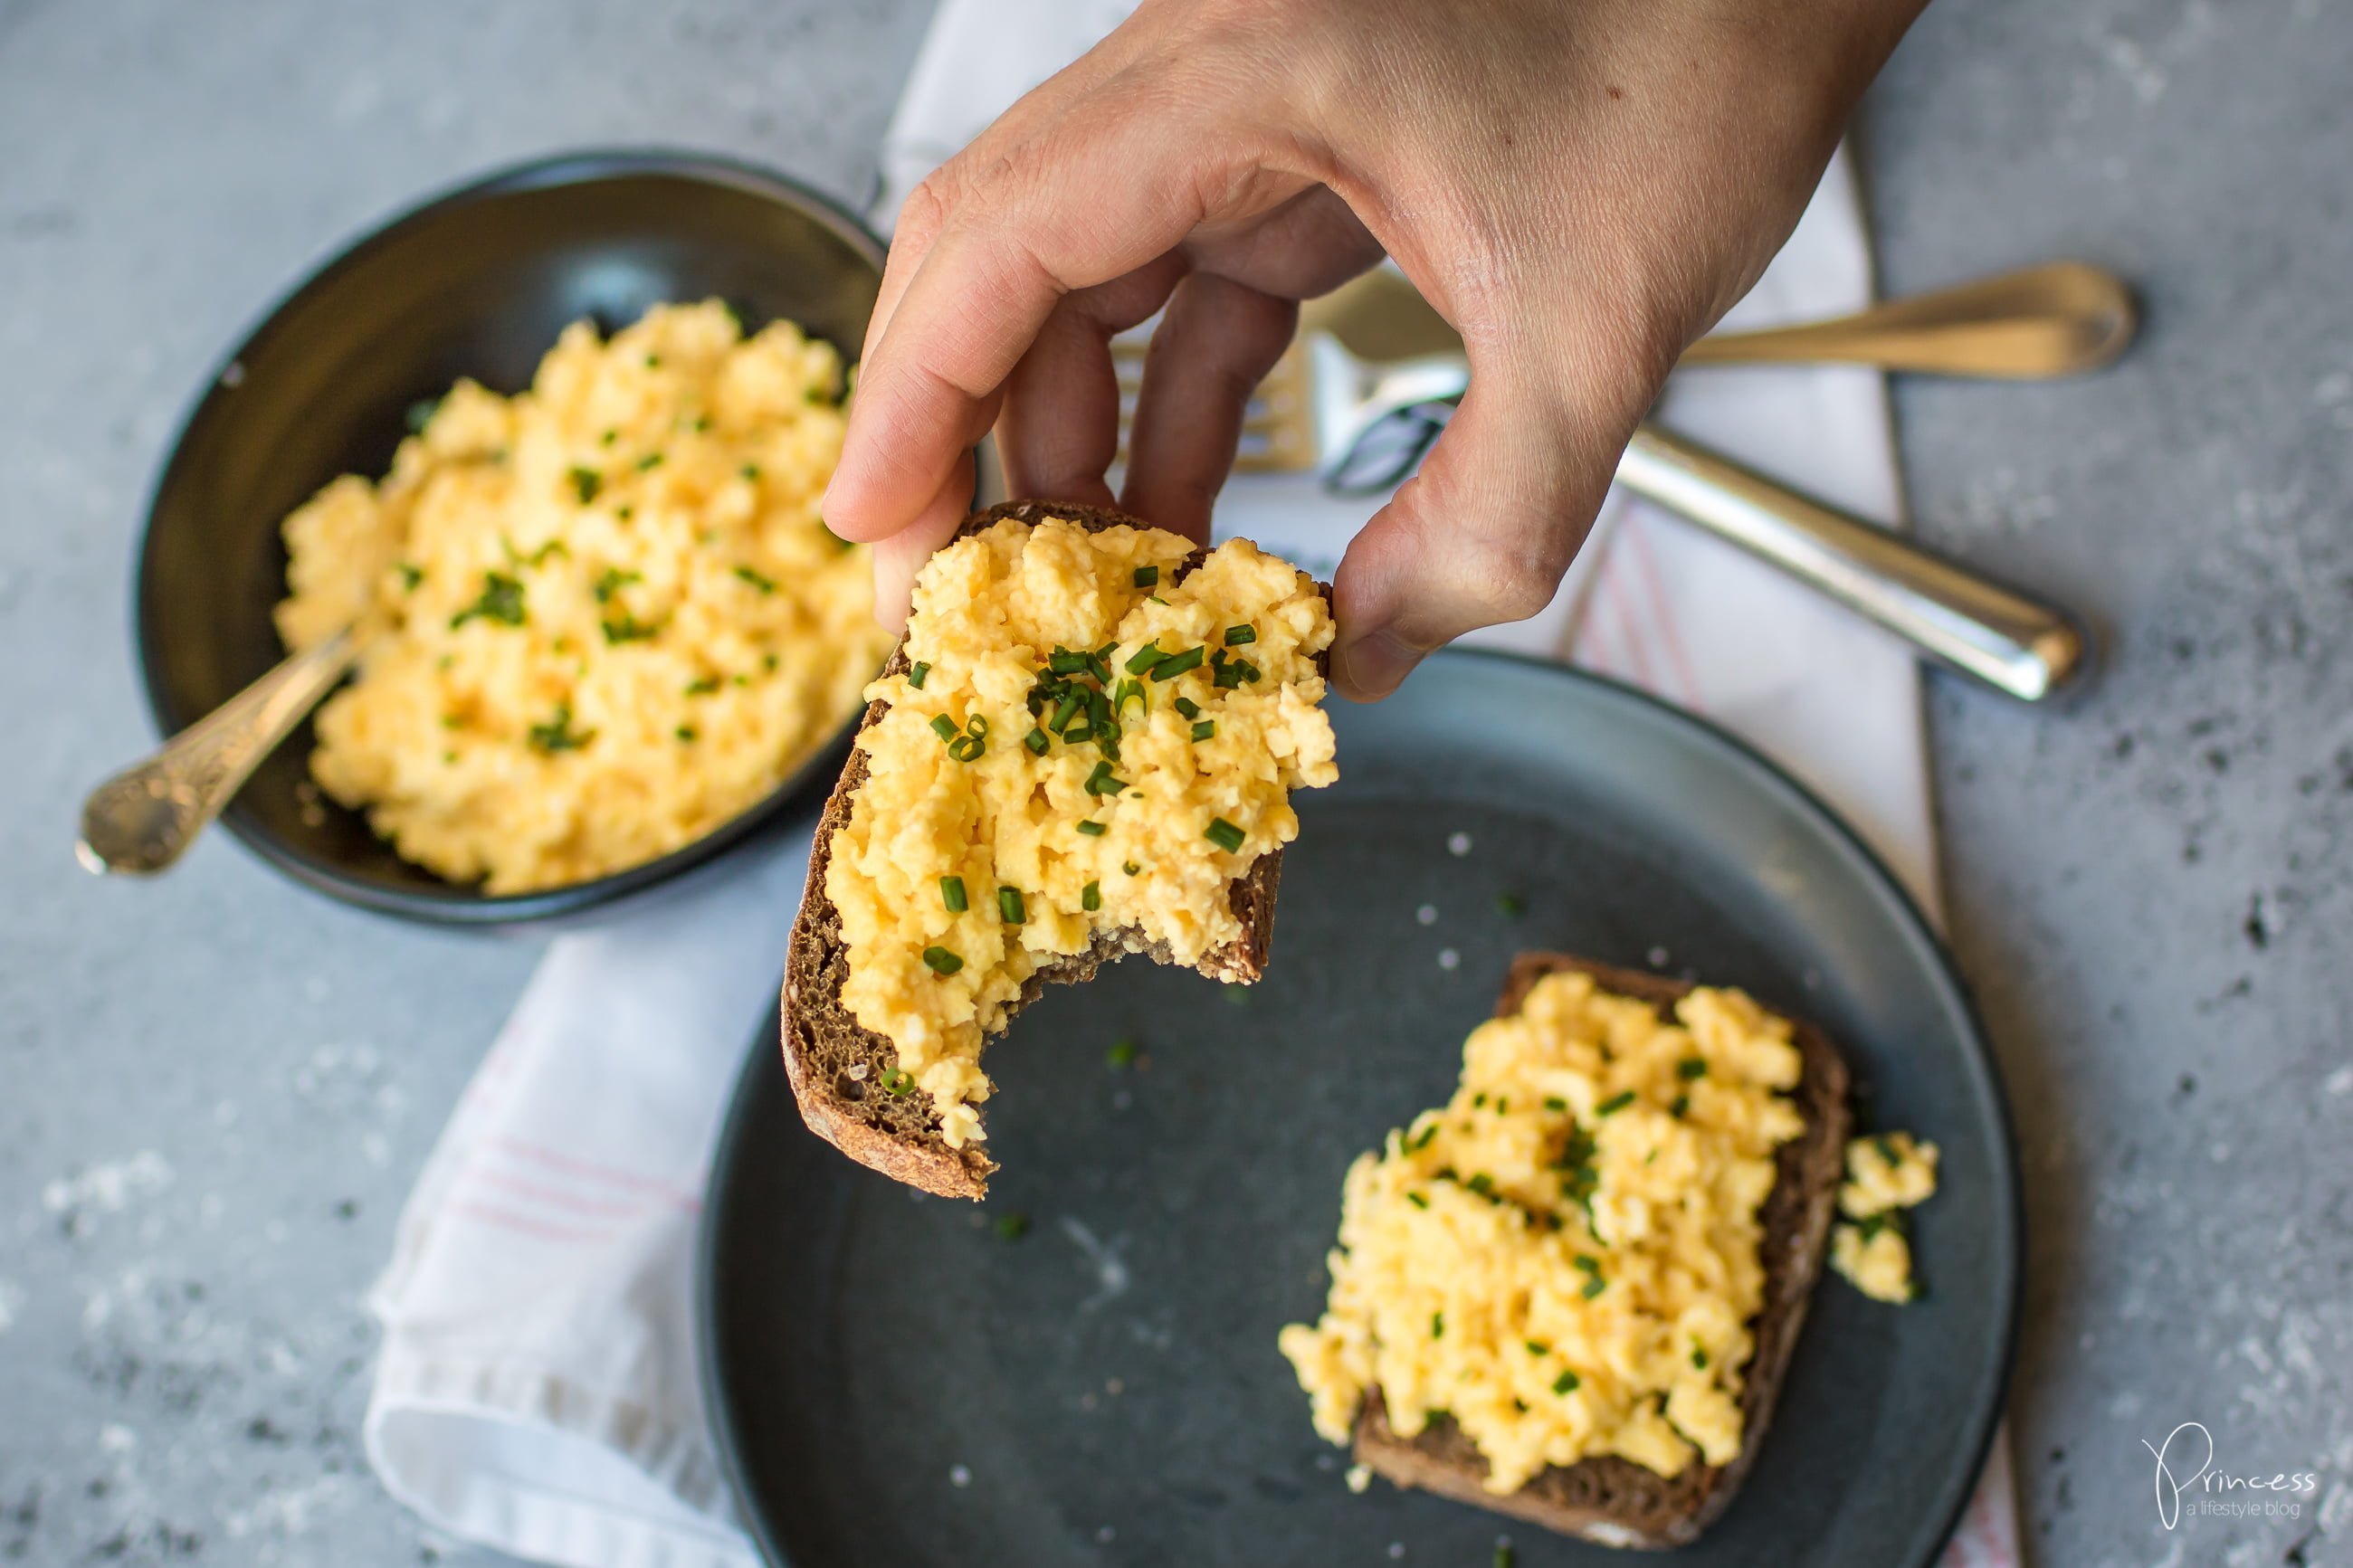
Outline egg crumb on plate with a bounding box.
[823,515,1337,1149]
[1279,970,1810,1492]
[271,300,891,894]
[1829,1132,1939,1302]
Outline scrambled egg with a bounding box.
[1279,972,1810,1492]
[274,302,890,893]
[824,517,1337,1146]
[1829,1132,1939,1303]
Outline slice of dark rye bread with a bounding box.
[782,499,1332,1201]
[1352,951,1853,1550]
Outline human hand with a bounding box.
[821,0,1927,697]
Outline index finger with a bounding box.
[822,99,1273,546]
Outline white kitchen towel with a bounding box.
[363,838,809,1568]
[364,2,2019,1564]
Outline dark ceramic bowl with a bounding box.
[135,150,887,927]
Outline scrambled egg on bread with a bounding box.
[824,517,1337,1148]
[1830,1132,1939,1302]
[1279,973,1809,1491]
[275,301,889,893]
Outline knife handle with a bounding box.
[1615,424,2088,701]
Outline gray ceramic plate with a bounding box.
[700,650,2019,1567]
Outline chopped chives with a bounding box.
[1083,651,1112,683]
[1692,1346,1710,1370]
[1084,762,1129,796]
[1081,881,1100,912]
[1670,1094,1690,1118]
[1596,1090,1636,1117]
[1132,565,1158,587]
[921,946,963,976]
[1174,697,1200,720]
[567,467,602,504]
[1062,724,1094,745]
[1049,649,1089,675]
[1113,678,1146,716]
[1123,861,1141,876]
[965,715,989,738]
[1192,719,1216,742]
[675,725,697,742]
[1049,690,1084,733]
[1076,820,1108,837]
[908,661,930,689]
[1430,1312,1444,1340]
[732,563,776,594]
[1405,1192,1428,1209]
[947,734,985,762]
[1106,1037,1138,1068]
[1497,892,1526,917]
[997,887,1025,924]
[1222,624,1256,645]
[1526,1340,1549,1355]
[1676,1058,1709,1080]
[929,714,959,743]
[881,1068,914,1097]
[636,451,664,470]
[1149,645,1205,681]
[1205,817,1245,852]
[1024,727,1049,755]
[1124,642,1169,675]
[1582,1276,1607,1299]
[1553,1370,1580,1395]
[940,876,967,913]
[1544,1096,1568,1112]
[994,1212,1030,1240]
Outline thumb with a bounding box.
[1329,366,1632,699]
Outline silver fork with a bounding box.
[1109,272,2093,701]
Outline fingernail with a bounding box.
[1335,628,1419,699]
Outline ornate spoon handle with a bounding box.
[78,629,360,875]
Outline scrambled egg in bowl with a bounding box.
[1279,971,1810,1492]
[824,516,1337,1148]
[272,301,891,894]
[1830,1132,1939,1302]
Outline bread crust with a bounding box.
[781,500,1322,1199]
[1350,952,1853,1548]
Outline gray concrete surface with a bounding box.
[0,1,2346,1565]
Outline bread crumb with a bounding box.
[1346,1464,1372,1494]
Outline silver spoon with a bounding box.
[78,628,360,875]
